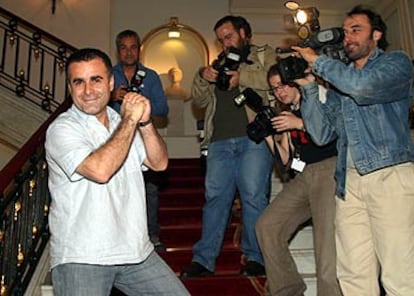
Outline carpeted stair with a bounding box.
[110,157,317,296]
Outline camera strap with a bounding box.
[271,135,292,183]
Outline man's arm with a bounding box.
[300,82,338,146]
[191,66,216,109]
[139,121,168,171]
[293,46,413,105]
[76,94,148,183]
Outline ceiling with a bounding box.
[230,0,377,13]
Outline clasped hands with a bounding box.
[120,92,151,125]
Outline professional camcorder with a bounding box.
[276,27,349,84]
[212,47,242,91]
[124,69,146,93]
[234,88,278,143]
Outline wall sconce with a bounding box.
[284,1,299,10]
[168,17,181,38]
[284,1,320,40]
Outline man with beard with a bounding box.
[293,5,414,295]
[110,30,168,252]
[180,15,275,277]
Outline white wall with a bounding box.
[0,0,111,52]
[1,0,413,157]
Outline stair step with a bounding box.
[161,224,241,250]
[181,275,267,295]
[159,206,203,225]
[164,166,205,177]
[159,188,205,207]
[161,175,205,189]
[182,275,316,296]
[159,248,244,275]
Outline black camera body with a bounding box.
[277,27,349,84]
[212,47,241,90]
[234,88,278,143]
[125,69,146,93]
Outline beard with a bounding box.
[344,38,375,61]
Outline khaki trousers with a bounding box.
[256,157,342,296]
[336,163,414,296]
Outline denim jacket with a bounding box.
[300,48,414,198]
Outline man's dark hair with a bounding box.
[115,29,141,49]
[214,15,252,39]
[66,48,113,78]
[347,5,389,50]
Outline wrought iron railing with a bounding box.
[0,7,75,295]
[0,7,75,112]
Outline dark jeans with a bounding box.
[144,170,161,243]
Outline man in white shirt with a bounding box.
[45,48,188,295]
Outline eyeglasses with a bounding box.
[268,84,288,95]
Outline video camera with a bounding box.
[124,69,146,93]
[276,27,349,84]
[212,47,241,91]
[234,88,278,143]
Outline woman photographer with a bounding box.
[255,63,342,296]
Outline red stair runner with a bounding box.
[111,158,267,295]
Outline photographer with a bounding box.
[255,64,341,296]
[294,5,414,295]
[180,15,276,278]
[110,29,169,252]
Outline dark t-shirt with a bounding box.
[290,109,337,164]
[211,87,248,142]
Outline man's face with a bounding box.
[268,74,300,106]
[343,14,380,62]
[67,58,114,123]
[215,22,246,51]
[117,36,140,66]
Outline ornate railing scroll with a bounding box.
[0,7,76,113]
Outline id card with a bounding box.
[291,157,306,172]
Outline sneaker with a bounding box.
[180,262,213,278]
[240,261,266,276]
[153,241,166,252]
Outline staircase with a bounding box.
[0,87,50,169]
[40,158,317,295]
[151,158,317,295]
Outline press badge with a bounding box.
[291,157,306,172]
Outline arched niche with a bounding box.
[140,17,209,93]
[140,17,209,137]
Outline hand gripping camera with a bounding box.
[212,47,242,91]
[234,88,278,143]
[276,27,349,84]
[125,69,146,93]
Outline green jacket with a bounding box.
[191,44,276,148]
